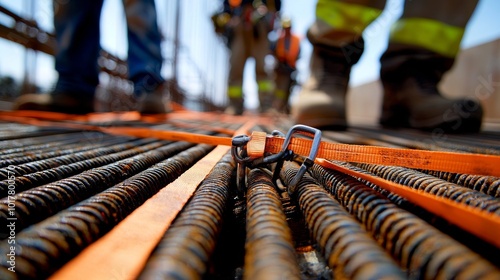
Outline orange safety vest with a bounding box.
[275,33,300,68]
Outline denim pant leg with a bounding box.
[53,0,104,98]
[123,0,164,96]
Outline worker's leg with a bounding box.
[14,0,103,113]
[123,0,168,113]
[252,20,275,113]
[380,0,481,133]
[225,23,249,115]
[292,0,386,129]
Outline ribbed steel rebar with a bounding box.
[0,144,213,280]
[308,163,500,279]
[0,135,127,166]
[0,139,164,196]
[0,132,103,157]
[354,163,500,214]
[0,127,65,141]
[280,161,406,280]
[0,140,194,233]
[243,169,301,280]
[0,137,151,176]
[138,151,234,280]
[418,169,500,198]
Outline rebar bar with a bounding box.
[243,168,301,280]
[308,163,500,279]
[0,144,213,279]
[354,163,500,214]
[418,169,500,198]
[280,161,406,279]
[0,140,194,233]
[0,135,128,167]
[0,139,165,196]
[138,151,234,280]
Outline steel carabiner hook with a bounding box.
[271,125,322,195]
[231,125,322,196]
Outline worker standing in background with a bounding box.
[292,0,483,133]
[212,0,281,115]
[13,0,168,114]
[271,17,300,113]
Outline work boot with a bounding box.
[225,97,244,115]
[292,41,362,130]
[13,91,94,114]
[272,96,289,114]
[380,44,483,133]
[137,83,170,114]
[259,91,276,114]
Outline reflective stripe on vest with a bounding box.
[316,0,382,34]
[390,18,465,58]
[276,33,300,68]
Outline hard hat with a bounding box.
[229,0,242,8]
[281,17,292,28]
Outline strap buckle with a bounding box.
[231,124,322,195]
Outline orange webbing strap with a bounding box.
[261,135,500,177]
[3,111,500,248]
[0,112,234,146]
[103,127,233,146]
[0,110,142,123]
[1,111,500,177]
[316,159,500,249]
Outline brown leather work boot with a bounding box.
[137,83,171,114]
[225,97,244,115]
[13,91,94,114]
[292,42,362,130]
[380,44,483,133]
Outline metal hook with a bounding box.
[271,125,322,195]
[231,125,322,196]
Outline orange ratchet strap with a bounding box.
[259,132,500,176]
[238,125,500,249]
[242,128,500,177]
[2,112,500,248]
[1,111,499,177]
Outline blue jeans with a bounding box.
[53,0,164,98]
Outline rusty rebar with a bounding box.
[138,151,234,280]
[0,138,164,196]
[0,134,128,167]
[0,144,213,279]
[308,162,500,279]
[280,161,406,279]
[243,168,301,280]
[418,169,500,198]
[0,140,194,233]
[354,163,500,214]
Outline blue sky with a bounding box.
[1,0,499,109]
